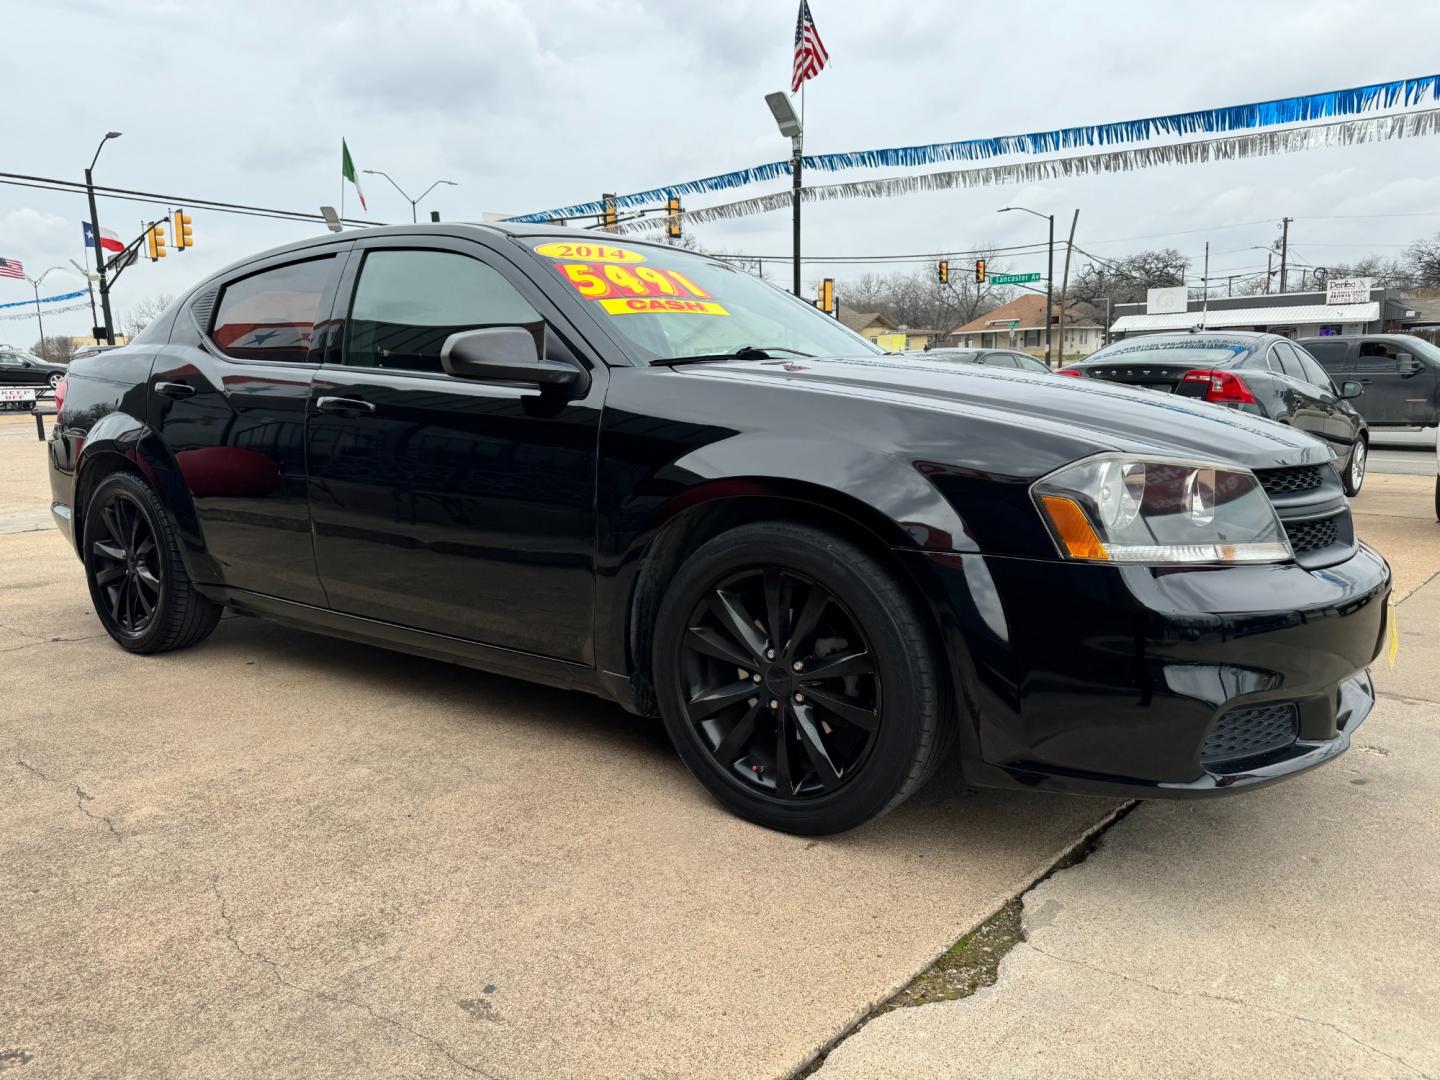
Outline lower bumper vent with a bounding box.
[1201,704,1299,767]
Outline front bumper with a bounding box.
[901,542,1391,798]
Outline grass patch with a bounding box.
[875,899,1024,1013]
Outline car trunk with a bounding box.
[1082,361,1200,395]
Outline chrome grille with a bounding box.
[1201,704,1299,766]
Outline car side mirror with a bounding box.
[1400,354,1424,374]
[1340,380,1364,399]
[440,326,580,389]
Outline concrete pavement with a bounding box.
[812,535,1440,1080]
[0,415,1115,1079]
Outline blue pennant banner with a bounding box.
[0,288,89,310]
[507,72,1440,223]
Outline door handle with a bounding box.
[315,395,376,415]
[154,380,196,398]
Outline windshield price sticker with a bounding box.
[557,262,718,301]
[534,241,646,265]
[599,297,729,316]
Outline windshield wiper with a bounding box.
[652,345,814,366]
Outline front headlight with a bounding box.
[1033,455,1292,565]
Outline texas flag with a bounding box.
[83,221,124,253]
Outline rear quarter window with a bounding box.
[211,256,336,363]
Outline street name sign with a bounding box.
[990,272,1041,285]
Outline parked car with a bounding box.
[48,225,1390,834]
[1297,334,1440,429]
[1063,332,1370,495]
[0,348,67,388]
[910,347,1052,373]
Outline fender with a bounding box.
[592,430,980,689]
[74,417,221,586]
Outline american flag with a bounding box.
[791,0,829,93]
[0,257,24,280]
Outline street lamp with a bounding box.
[85,131,121,344]
[362,171,458,223]
[999,206,1055,367]
[26,267,67,358]
[765,91,804,297]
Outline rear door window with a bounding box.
[1293,347,1336,391]
[211,256,336,363]
[1303,339,1352,374]
[979,352,1018,367]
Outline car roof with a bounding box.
[202,221,682,281]
[1295,333,1421,342]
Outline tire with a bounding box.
[83,472,221,654]
[652,522,951,835]
[1342,435,1367,497]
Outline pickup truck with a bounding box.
[1298,334,1440,428]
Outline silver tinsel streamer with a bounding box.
[616,109,1440,236]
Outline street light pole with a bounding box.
[26,267,65,358]
[363,171,457,223]
[999,205,1056,366]
[764,92,805,297]
[85,131,121,345]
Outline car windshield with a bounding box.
[524,238,882,363]
[1090,341,1250,366]
[1398,336,1440,365]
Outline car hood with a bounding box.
[683,354,1331,470]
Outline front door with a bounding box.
[1352,340,1424,424]
[305,237,603,664]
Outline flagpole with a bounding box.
[339,139,346,229]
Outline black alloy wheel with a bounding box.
[679,567,880,800]
[90,490,162,636]
[653,522,951,835]
[84,472,222,654]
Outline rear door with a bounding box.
[149,247,348,605]
[1265,341,1331,444]
[304,235,603,663]
[1293,344,1359,450]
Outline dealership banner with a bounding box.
[0,289,88,310]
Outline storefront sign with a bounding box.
[1325,277,1373,305]
[1146,286,1188,314]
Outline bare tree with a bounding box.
[831,254,1014,341]
[123,293,177,341]
[1069,248,1190,315]
[32,336,78,364]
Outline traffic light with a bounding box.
[666,196,682,239]
[975,258,987,283]
[602,193,618,233]
[937,260,949,285]
[173,209,193,251]
[146,221,167,261]
[819,277,834,314]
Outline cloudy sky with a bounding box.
[6,0,1440,342]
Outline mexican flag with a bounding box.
[342,139,366,211]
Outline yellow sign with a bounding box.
[875,333,907,352]
[1387,600,1400,667]
[534,241,645,265]
[598,297,729,316]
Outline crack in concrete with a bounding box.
[1395,566,1440,607]
[208,878,499,1080]
[0,632,106,654]
[14,760,121,840]
[1023,941,1434,1080]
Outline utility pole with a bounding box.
[1201,242,1210,330]
[69,258,98,332]
[1055,209,1079,368]
[1266,250,1274,295]
[1279,216,1292,293]
[790,135,803,297]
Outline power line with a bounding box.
[0,171,383,228]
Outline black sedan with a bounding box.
[0,348,67,410]
[1063,332,1369,495]
[47,226,1390,834]
[910,347,1052,373]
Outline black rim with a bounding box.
[678,567,881,800]
[89,493,161,635]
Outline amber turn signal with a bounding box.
[1039,495,1109,561]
